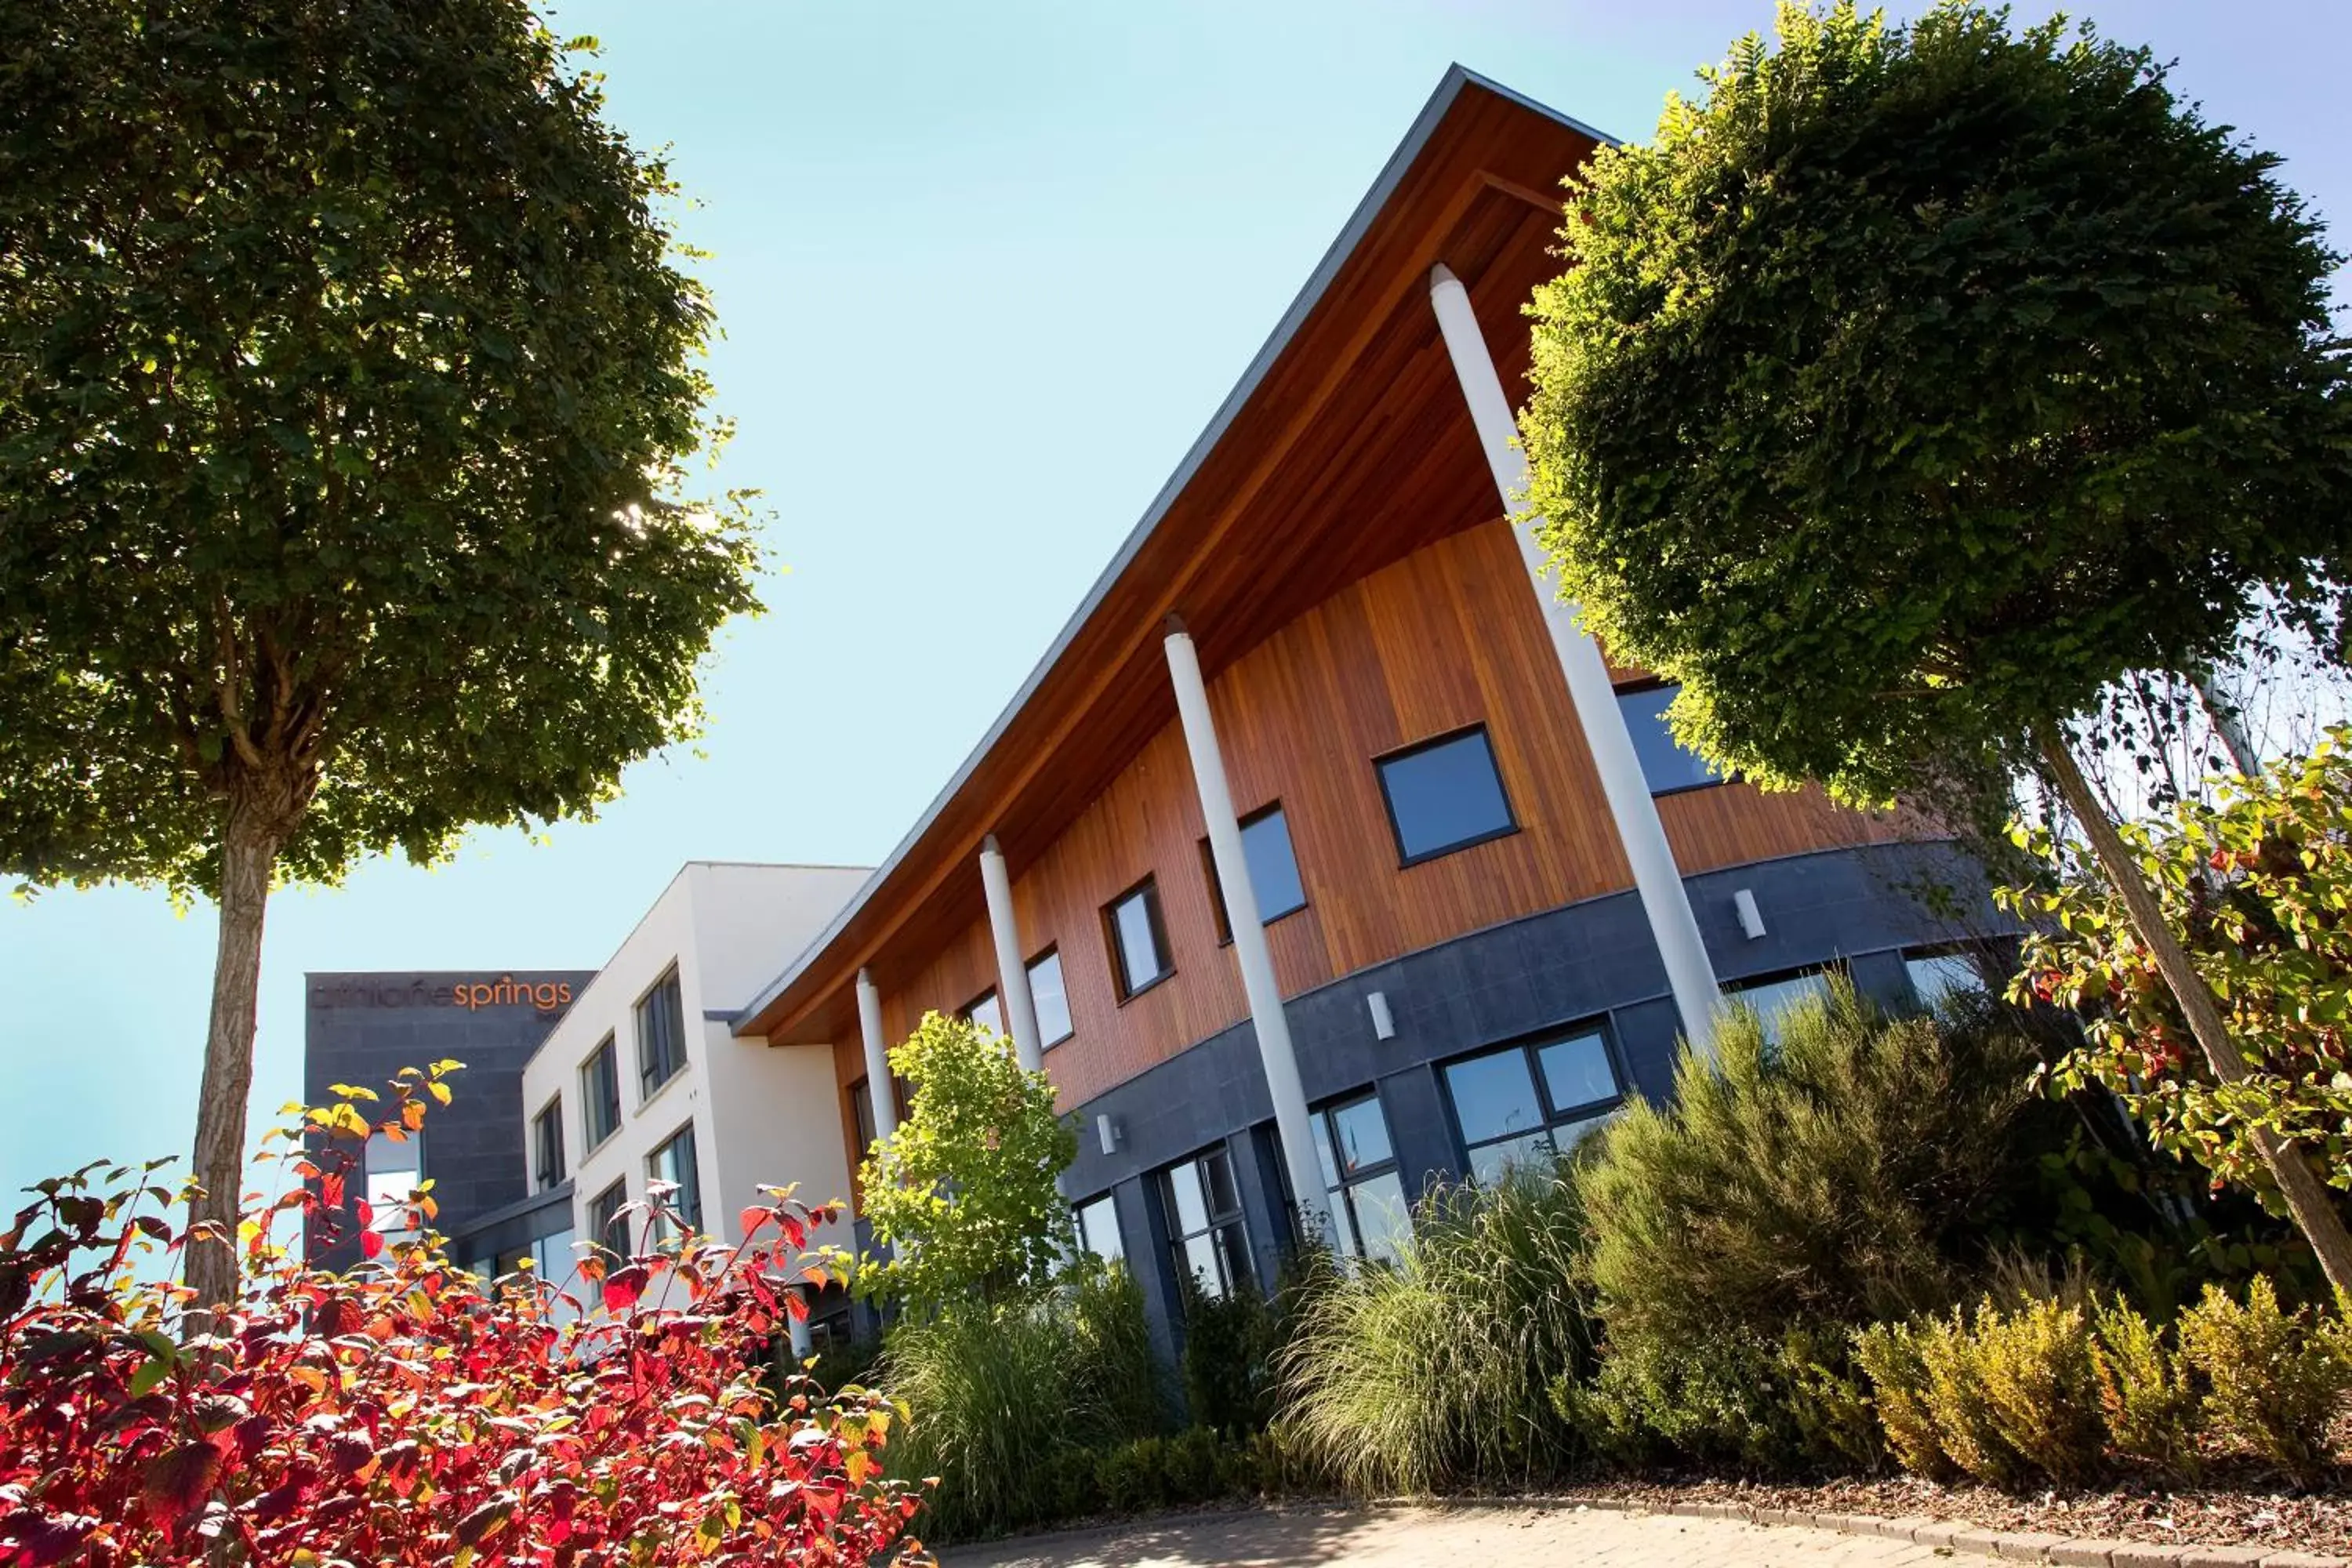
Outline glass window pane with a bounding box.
[851,1080,877,1158]
[1733,971,1834,1047]
[365,1130,420,1176]
[1377,729,1512,862]
[1310,1112,1341,1191]
[965,990,1003,1038]
[1240,808,1305,920]
[1349,1172,1411,1266]
[1114,890,1160,991]
[1028,950,1073,1044]
[1214,1221,1251,1294]
[1467,1129,1557,1186]
[1328,1095,1392,1176]
[1202,1148,1240,1218]
[1167,1163,1209,1236]
[1443,1047,1544,1146]
[1907,953,1982,1011]
[1323,1181,1360,1259]
[1615,684,1723,794]
[1553,1109,1617,1156]
[1183,1233,1225,1298]
[1076,1196,1123,1261]
[1536,1032,1617,1116]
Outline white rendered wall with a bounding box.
[516,862,868,1279]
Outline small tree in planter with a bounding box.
[1521,1,2352,1290]
[0,1070,931,1566]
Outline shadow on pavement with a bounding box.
[940,1504,1378,1567]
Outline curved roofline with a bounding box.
[731,66,1613,1036]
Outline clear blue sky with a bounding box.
[4,0,2346,1204]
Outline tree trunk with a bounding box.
[184,808,281,1313]
[2191,671,2262,778]
[2038,722,2352,1298]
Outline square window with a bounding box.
[363,1130,423,1241]
[1375,727,1515,865]
[580,1036,622,1151]
[635,967,688,1100]
[1074,1194,1124,1263]
[962,989,1004,1039]
[1615,683,1724,795]
[1027,948,1073,1047]
[1442,1047,1545,1147]
[1201,804,1307,942]
[1536,1031,1618,1116]
[1103,877,1173,1000]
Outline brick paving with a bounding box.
[943,1501,1959,1567]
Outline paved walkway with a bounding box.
[944,1502,1952,1566]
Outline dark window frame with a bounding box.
[1073,1192,1124,1263]
[848,1077,878,1163]
[1373,723,1520,869]
[580,1036,622,1153]
[532,1095,566,1192]
[1199,800,1308,946]
[645,1120,702,1246]
[1437,1019,1628,1181]
[1613,677,1730,797]
[586,1177,630,1259]
[634,965,688,1102]
[1101,875,1174,1003]
[1027,946,1075,1048]
[959,986,1004,1037]
[1312,1090,1410,1267]
[1159,1144,1252,1305]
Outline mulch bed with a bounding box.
[1555,1470,2352,1558]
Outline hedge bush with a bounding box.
[2178,1276,2352,1486]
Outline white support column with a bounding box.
[855,967,898,1143]
[978,834,1044,1073]
[1428,263,1722,1055]
[1163,621,1333,1239]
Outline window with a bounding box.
[1311,1093,1410,1267]
[1073,1193,1124,1263]
[1375,726,1515,865]
[848,1078,878,1163]
[1730,969,1835,1047]
[635,967,688,1099]
[1161,1146,1251,1301]
[532,1226,582,1326]
[1028,948,1073,1047]
[961,989,1004,1038]
[363,1131,423,1243]
[1907,950,1984,1011]
[646,1122,702,1245]
[1615,682,1725,795]
[532,1097,565,1191]
[1201,803,1308,942]
[581,1036,621,1151]
[587,1178,630,1258]
[1441,1026,1624,1185]
[1102,877,1173,1000]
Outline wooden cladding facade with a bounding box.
[854,520,1904,1120]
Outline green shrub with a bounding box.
[1562,1323,1880,1476]
[1280,1161,1593,1493]
[883,1261,1164,1541]
[1179,1272,1281,1434]
[1094,1436,1169,1515]
[1858,1296,2110,1487]
[1163,1425,1229,1504]
[2178,1276,2351,1486]
[1578,979,2039,1351]
[2092,1297,2202,1480]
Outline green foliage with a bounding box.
[1860,1294,2116,1486]
[856,1012,1080,1314]
[0,0,759,897]
[2092,1296,2202,1480]
[1853,1320,1951,1480]
[1578,978,2040,1347]
[880,1261,1162,1541]
[1279,1163,1595,1493]
[2177,1276,2352,1486]
[2012,732,2352,1205]
[1523,0,2352,815]
[1560,1323,1880,1477]
[1179,1273,1282,1436]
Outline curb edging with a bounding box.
[1595,1494,2345,1568]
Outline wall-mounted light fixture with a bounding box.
[1367,990,1396,1041]
[1734,887,1766,942]
[1096,1113,1123,1157]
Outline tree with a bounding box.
[0,2,759,1306]
[1521,1,2352,1290]
[0,1076,931,1566]
[2013,731,2352,1203]
[855,1012,1078,1316]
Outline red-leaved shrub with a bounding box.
[0,1066,931,1566]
